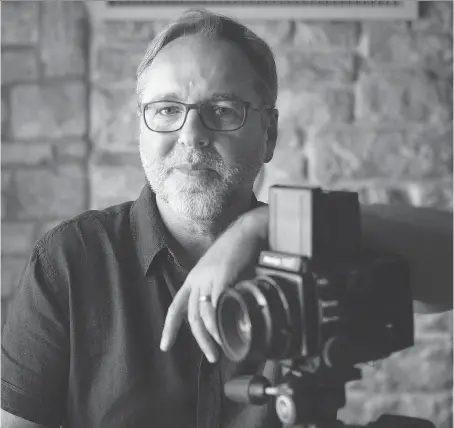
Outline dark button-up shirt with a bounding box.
[2,185,279,428]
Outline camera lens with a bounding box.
[216,276,295,362]
[216,283,266,362]
[219,291,252,357]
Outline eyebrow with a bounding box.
[210,92,243,102]
[144,92,244,104]
[145,93,181,103]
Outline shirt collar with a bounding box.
[130,185,167,276]
[130,184,264,276]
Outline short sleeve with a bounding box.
[1,245,69,426]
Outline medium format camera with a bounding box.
[216,185,414,368]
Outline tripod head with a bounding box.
[224,362,436,428]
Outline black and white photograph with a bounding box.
[1,1,452,427]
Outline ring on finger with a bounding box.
[199,295,211,304]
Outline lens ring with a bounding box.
[255,275,294,358]
[217,279,275,362]
[216,288,253,362]
[217,275,301,362]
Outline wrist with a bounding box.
[240,205,269,246]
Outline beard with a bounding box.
[140,145,265,221]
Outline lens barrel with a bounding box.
[216,276,295,362]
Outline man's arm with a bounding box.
[161,203,452,361]
[1,410,54,428]
[1,245,69,426]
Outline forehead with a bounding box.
[140,35,261,104]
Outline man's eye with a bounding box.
[213,106,235,116]
[157,106,182,115]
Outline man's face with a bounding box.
[138,35,277,220]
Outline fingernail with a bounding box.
[207,352,218,363]
[160,338,168,351]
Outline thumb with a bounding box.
[160,285,191,351]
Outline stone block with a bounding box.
[11,82,87,139]
[1,222,35,255]
[276,51,355,86]
[54,140,88,161]
[413,1,453,33]
[254,163,313,204]
[1,92,9,138]
[371,393,452,428]
[98,20,169,44]
[293,22,358,50]
[40,2,87,77]
[360,23,453,75]
[355,72,452,125]
[2,195,7,220]
[1,49,39,84]
[314,126,453,184]
[278,87,352,126]
[2,170,12,191]
[90,84,139,151]
[417,180,453,211]
[355,186,414,207]
[243,21,293,49]
[14,164,86,220]
[36,220,67,241]
[1,143,53,166]
[340,391,452,428]
[260,117,314,191]
[92,47,144,83]
[367,341,453,393]
[89,151,145,210]
[266,144,308,183]
[409,126,453,175]
[1,256,28,298]
[1,2,40,45]
[415,312,453,339]
[2,170,13,220]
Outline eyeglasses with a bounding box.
[141,99,269,133]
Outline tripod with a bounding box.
[224,362,436,428]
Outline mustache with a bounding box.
[165,151,225,172]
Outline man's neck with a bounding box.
[156,190,254,269]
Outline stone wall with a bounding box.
[1,1,452,427]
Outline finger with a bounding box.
[160,286,191,351]
[199,299,222,345]
[212,286,224,309]
[188,289,218,363]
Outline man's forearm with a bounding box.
[242,204,452,313]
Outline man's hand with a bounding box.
[159,201,453,362]
[160,206,268,362]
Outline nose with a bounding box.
[178,109,210,149]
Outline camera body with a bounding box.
[216,186,414,368]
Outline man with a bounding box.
[2,9,452,428]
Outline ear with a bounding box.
[263,109,278,163]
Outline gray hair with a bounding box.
[136,9,278,108]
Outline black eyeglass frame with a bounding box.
[140,99,274,133]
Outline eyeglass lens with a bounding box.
[144,100,246,132]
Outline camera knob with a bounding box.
[275,395,298,425]
[224,375,272,405]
